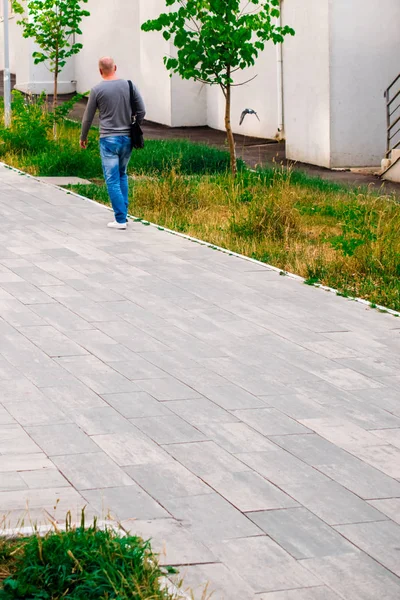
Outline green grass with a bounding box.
[0,517,175,600]
[0,108,243,177]
[69,169,400,312]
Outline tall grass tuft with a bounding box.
[0,515,175,599]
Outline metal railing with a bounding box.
[384,73,400,158]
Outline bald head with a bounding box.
[99,57,117,78]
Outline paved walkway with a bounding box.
[1,165,400,599]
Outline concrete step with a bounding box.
[381,155,400,183]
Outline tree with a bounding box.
[142,0,294,177]
[12,0,90,135]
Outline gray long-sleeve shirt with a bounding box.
[80,79,146,142]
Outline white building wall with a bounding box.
[4,0,400,169]
[206,42,279,139]
[2,2,75,95]
[329,0,400,167]
[75,0,142,92]
[283,0,331,168]
[0,9,20,73]
[171,73,207,127]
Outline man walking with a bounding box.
[80,57,146,229]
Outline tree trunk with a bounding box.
[224,68,237,178]
[52,52,59,139]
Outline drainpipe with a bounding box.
[3,0,11,127]
[276,0,284,140]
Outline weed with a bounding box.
[0,515,174,600]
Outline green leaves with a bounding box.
[15,0,90,75]
[141,0,295,88]
[142,0,295,177]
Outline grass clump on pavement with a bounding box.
[70,168,400,312]
[0,517,174,600]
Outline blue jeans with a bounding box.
[100,135,132,223]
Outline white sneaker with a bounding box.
[107,221,127,230]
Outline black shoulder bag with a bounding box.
[128,80,144,150]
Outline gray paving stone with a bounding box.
[236,446,331,489]
[172,368,231,394]
[0,303,48,328]
[135,377,202,401]
[72,407,136,435]
[0,486,86,512]
[201,357,290,395]
[196,421,278,453]
[282,480,386,525]
[250,508,355,559]
[56,356,138,394]
[209,536,322,594]
[18,325,88,357]
[92,432,173,466]
[82,485,168,520]
[259,394,330,420]
[40,383,107,414]
[110,357,167,379]
[370,428,400,449]
[0,357,24,380]
[138,350,201,374]
[336,357,398,378]
[317,368,383,390]
[0,281,56,305]
[94,321,170,353]
[163,493,262,542]
[52,453,134,490]
[350,386,400,417]
[0,472,27,491]
[200,383,267,409]
[0,407,15,425]
[26,424,101,456]
[299,417,384,451]
[164,397,236,425]
[301,553,400,600]
[0,424,42,454]
[256,587,346,599]
[131,415,206,444]
[20,469,70,489]
[174,563,255,600]
[31,303,94,331]
[233,408,312,436]
[62,333,137,363]
[125,462,212,502]
[203,470,297,512]
[122,518,216,566]
[335,521,400,576]
[100,391,172,418]
[271,434,400,499]
[4,398,71,427]
[22,361,77,388]
[165,441,248,476]
[0,453,55,473]
[303,340,363,359]
[367,499,400,525]
[351,444,400,479]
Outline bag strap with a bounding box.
[128,80,135,123]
